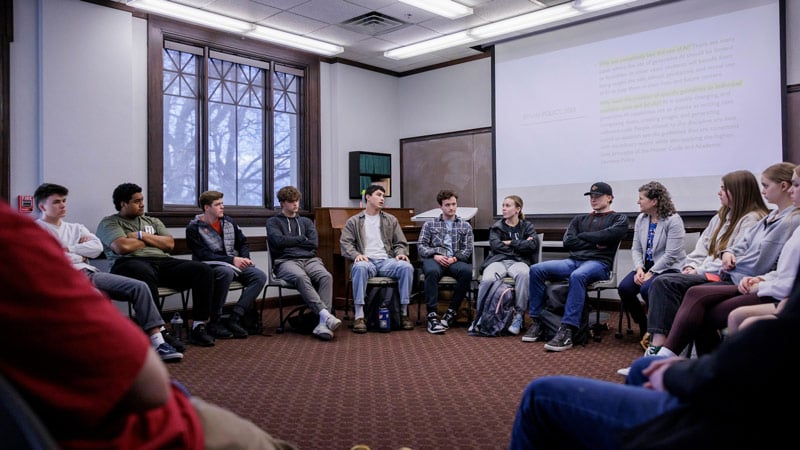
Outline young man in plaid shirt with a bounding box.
[417,190,474,334]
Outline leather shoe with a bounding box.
[401,315,414,330]
[353,317,367,334]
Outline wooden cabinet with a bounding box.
[315,207,418,306]
[349,151,392,199]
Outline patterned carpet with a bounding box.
[167,305,644,450]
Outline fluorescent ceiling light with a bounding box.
[127,0,343,56]
[384,31,476,60]
[469,3,581,40]
[399,0,474,20]
[127,0,253,34]
[248,26,344,57]
[573,0,638,12]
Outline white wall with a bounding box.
[12,0,148,229]
[398,58,492,138]
[320,63,402,208]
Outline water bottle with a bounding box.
[378,308,390,332]
[170,312,184,340]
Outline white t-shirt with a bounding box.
[363,213,388,259]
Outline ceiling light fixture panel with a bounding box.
[127,0,343,56]
[384,31,476,60]
[398,0,474,20]
[248,25,344,56]
[128,0,253,33]
[469,3,581,40]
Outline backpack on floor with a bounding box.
[364,284,402,332]
[540,281,592,345]
[469,275,515,337]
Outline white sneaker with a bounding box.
[616,367,630,377]
[508,313,523,335]
[644,346,661,356]
[312,323,333,341]
[325,315,342,332]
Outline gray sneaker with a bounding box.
[325,314,342,332]
[544,326,573,352]
[521,319,543,342]
[312,323,334,341]
[508,313,524,335]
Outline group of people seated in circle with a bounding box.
[507,161,800,449]
[12,161,800,449]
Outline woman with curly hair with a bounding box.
[617,181,686,338]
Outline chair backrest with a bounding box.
[264,237,292,288]
[588,241,622,290]
[683,231,701,255]
[0,373,58,450]
[536,233,544,264]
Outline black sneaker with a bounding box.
[427,312,446,334]
[544,326,573,352]
[207,321,234,339]
[189,323,216,347]
[163,330,185,353]
[440,308,456,329]
[521,319,543,342]
[225,316,249,339]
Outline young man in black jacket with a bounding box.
[522,182,628,351]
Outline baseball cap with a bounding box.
[584,182,613,196]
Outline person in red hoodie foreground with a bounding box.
[0,200,295,450]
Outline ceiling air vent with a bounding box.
[340,12,409,36]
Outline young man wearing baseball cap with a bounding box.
[522,181,629,351]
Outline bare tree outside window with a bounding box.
[163,48,199,205]
[146,20,320,226]
[160,43,303,209]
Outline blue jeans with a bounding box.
[351,257,414,305]
[509,365,683,449]
[625,355,669,386]
[528,258,609,328]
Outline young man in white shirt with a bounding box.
[340,184,415,333]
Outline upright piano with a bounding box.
[314,207,419,307]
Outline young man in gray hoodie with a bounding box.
[267,186,341,340]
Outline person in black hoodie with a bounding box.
[508,269,800,450]
[266,186,341,341]
[475,195,539,335]
[522,182,629,351]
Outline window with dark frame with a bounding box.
[145,18,321,227]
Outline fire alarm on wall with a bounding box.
[18,195,34,213]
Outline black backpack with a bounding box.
[540,281,592,345]
[469,275,515,337]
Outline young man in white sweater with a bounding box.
[34,183,183,362]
